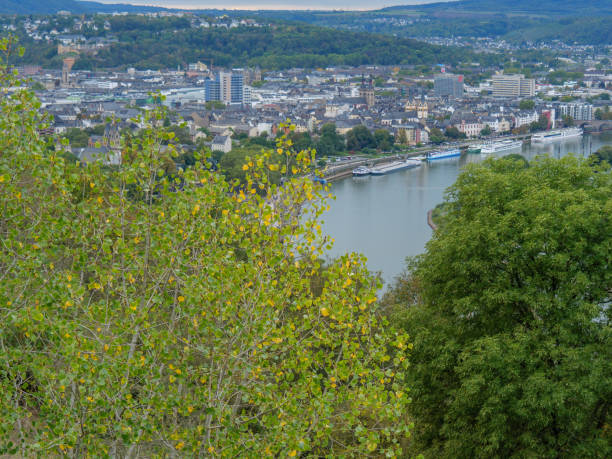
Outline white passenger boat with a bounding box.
[481,139,522,154]
[531,127,582,143]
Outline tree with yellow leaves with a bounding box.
[0,38,412,457]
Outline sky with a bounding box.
[94,1,451,11]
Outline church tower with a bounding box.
[359,75,375,108]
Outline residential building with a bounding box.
[211,135,232,153]
[434,74,464,99]
[513,111,539,128]
[220,72,232,104]
[456,118,484,138]
[492,74,535,98]
[243,86,252,106]
[558,103,593,121]
[188,61,208,72]
[393,123,428,146]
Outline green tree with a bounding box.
[562,114,575,127]
[316,123,345,156]
[205,100,225,110]
[29,81,46,91]
[385,156,612,458]
[479,125,492,137]
[289,131,314,153]
[444,126,466,140]
[595,105,612,121]
[396,129,408,146]
[428,127,445,145]
[374,129,394,151]
[530,115,550,132]
[346,125,375,152]
[0,41,411,457]
[590,145,612,166]
[63,127,90,148]
[519,99,535,110]
[166,123,193,145]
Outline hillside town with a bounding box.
[21,58,611,165]
[3,10,610,165]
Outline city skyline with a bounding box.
[94,0,451,11]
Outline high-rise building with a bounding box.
[219,72,232,104]
[243,86,252,106]
[206,71,245,105]
[205,78,221,102]
[492,74,535,98]
[434,74,464,99]
[230,72,244,104]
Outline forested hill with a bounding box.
[13,20,485,71]
[0,0,165,15]
[383,0,612,17]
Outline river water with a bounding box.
[322,133,612,288]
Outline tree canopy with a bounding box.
[385,155,612,458]
[0,40,412,457]
[346,125,375,152]
[316,123,345,157]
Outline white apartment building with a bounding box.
[558,103,593,121]
[492,74,535,98]
[513,111,539,128]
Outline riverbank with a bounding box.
[322,132,611,287]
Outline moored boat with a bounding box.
[370,159,421,175]
[531,127,582,143]
[426,148,461,161]
[352,166,371,177]
[481,139,522,154]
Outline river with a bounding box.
[322,133,612,288]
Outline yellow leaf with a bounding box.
[288,450,297,457]
[320,307,329,317]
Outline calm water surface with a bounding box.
[322,133,612,287]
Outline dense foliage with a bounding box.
[0,41,412,456]
[255,2,612,46]
[385,155,612,457]
[9,17,478,71]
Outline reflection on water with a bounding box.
[322,133,612,288]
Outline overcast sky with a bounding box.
[95,1,451,11]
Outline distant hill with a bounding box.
[12,20,484,71]
[0,0,165,15]
[381,0,612,17]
